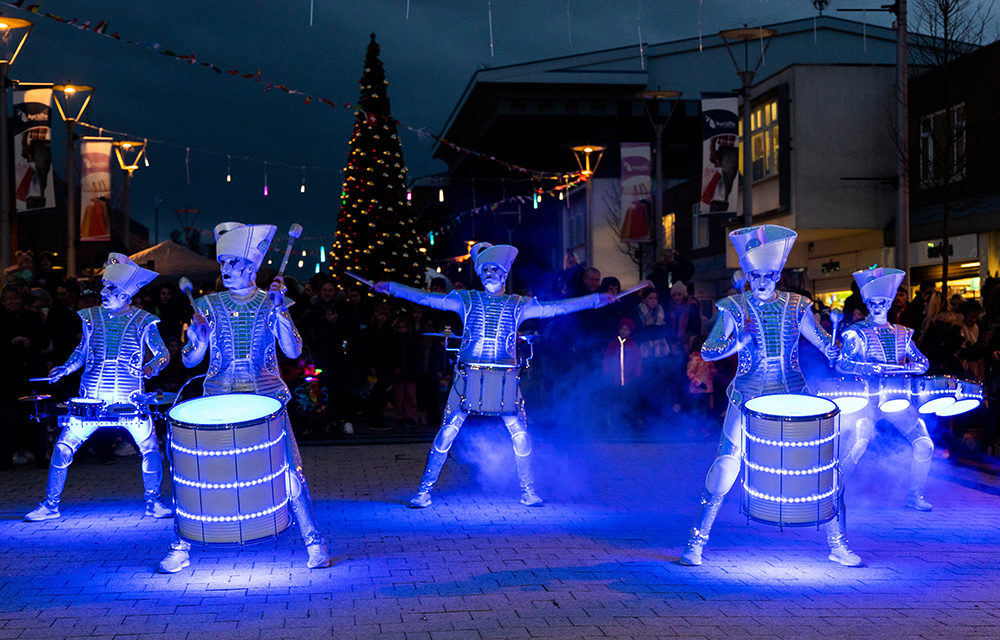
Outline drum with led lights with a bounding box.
[935,379,983,417]
[457,364,521,415]
[910,375,959,415]
[167,393,290,545]
[815,376,869,415]
[741,394,840,527]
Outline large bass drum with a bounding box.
[167,393,290,545]
[741,394,840,528]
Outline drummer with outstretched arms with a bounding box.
[157,222,331,574]
[835,266,934,510]
[25,253,173,522]
[677,225,859,567]
[370,242,616,508]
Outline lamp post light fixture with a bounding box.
[0,16,32,281]
[113,140,146,252]
[571,144,605,180]
[570,144,606,266]
[53,83,94,278]
[639,89,682,258]
[719,26,775,227]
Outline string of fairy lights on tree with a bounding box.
[330,33,427,287]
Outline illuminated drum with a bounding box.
[815,376,869,414]
[742,394,840,527]
[167,394,290,545]
[911,375,959,415]
[936,379,983,417]
[458,364,521,415]
[67,397,105,418]
[876,375,912,413]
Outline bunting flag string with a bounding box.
[5,1,585,181]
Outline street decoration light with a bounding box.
[113,140,146,252]
[719,26,775,227]
[0,16,32,281]
[53,83,94,277]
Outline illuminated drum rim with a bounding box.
[743,394,838,421]
[830,396,869,415]
[917,396,956,414]
[69,397,104,405]
[167,394,284,429]
[878,398,911,413]
[937,398,980,417]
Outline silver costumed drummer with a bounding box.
[157,222,331,573]
[836,266,933,510]
[25,253,172,521]
[373,242,616,508]
[678,225,860,567]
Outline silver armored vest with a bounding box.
[198,290,290,404]
[457,290,526,367]
[79,307,158,404]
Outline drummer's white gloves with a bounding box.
[737,333,755,351]
[48,365,68,383]
[268,276,287,309]
[186,320,209,345]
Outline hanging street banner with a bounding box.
[619,142,651,243]
[12,87,55,212]
[80,139,113,242]
[700,93,740,216]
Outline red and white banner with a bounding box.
[12,88,55,212]
[700,94,740,216]
[80,139,113,242]
[619,142,651,243]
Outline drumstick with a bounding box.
[828,307,844,366]
[617,280,654,299]
[276,223,304,277]
[28,377,54,383]
[179,277,206,325]
[345,270,376,289]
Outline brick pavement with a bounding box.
[1,426,999,640]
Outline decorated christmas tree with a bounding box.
[331,33,426,287]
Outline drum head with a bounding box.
[69,397,103,405]
[743,394,838,420]
[168,394,283,428]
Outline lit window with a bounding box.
[748,99,779,182]
[920,103,966,187]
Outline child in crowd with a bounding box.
[602,317,643,431]
[685,335,714,438]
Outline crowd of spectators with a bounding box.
[3,245,1000,468]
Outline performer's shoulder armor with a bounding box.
[77,306,96,328]
[715,295,743,323]
[134,308,160,329]
[784,291,812,316]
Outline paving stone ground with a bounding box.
[1,423,999,640]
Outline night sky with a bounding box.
[7,0,897,273]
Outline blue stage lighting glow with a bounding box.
[168,393,282,426]
[878,398,911,413]
[744,394,837,418]
[173,464,288,489]
[169,431,286,457]
[67,416,145,432]
[176,497,289,523]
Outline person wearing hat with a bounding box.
[157,222,331,573]
[836,266,933,511]
[678,225,859,567]
[24,253,172,522]
[373,242,617,508]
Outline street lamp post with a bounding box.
[0,16,32,280]
[571,144,605,267]
[112,140,145,253]
[53,84,94,278]
[719,27,775,228]
[639,90,682,258]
